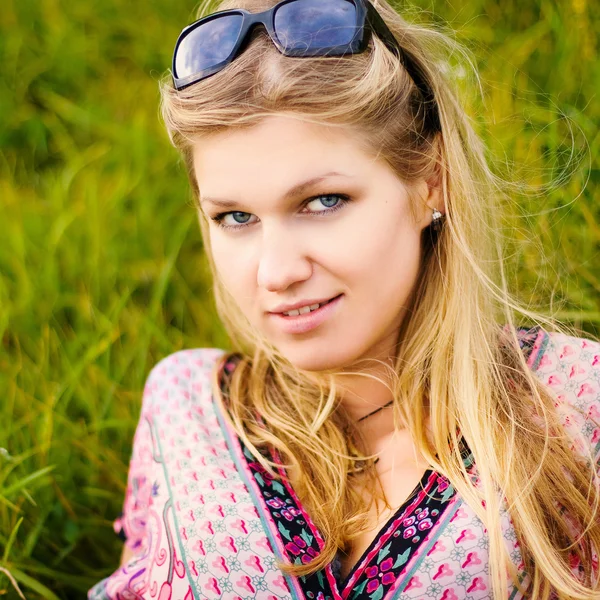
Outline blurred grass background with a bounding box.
[0,0,598,597]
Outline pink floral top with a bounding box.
[88,326,600,599]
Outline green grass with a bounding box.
[0,0,598,597]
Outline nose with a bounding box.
[256,226,312,292]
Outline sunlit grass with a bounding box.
[0,0,598,596]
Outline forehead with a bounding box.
[191,114,379,194]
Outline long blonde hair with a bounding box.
[159,1,600,597]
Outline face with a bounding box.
[192,114,440,372]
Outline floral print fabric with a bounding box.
[88,326,600,599]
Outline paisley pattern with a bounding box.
[88,326,600,599]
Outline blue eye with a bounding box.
[209,193,351,231]
[306,194,342,211]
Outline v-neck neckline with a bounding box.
[216,353,473,600]
[334,466,435,590]
[264,441,467,600]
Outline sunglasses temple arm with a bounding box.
[365,2,439,127]
[365,2,405,59]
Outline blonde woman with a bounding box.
[89,1,600,598]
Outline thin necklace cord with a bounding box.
[355,399,394,423]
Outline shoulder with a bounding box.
[523,327,600,463]
[140,347,228,413]
[526,327,600,393]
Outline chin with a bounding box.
[275,342,359,373]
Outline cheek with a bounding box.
[210,237,255,298]
[334,207,422,284]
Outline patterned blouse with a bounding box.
[88,326,600,599]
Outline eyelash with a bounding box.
[209,193,352,231]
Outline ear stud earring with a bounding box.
[431,208,444,232]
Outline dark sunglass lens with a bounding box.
[274,0,357,50]
[175,14,244,79]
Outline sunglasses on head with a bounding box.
[172,0,440,131]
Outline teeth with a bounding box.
[283,302,325,317]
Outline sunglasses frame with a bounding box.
[171,0,439,130]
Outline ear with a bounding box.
[418,137,445,229]
[415,177,444,230]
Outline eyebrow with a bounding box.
[199,171,351,209]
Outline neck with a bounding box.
[336,371,398,426]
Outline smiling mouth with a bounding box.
[269,294,344,335]
[279,295,341,317]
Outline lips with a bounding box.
[269,294,344,335]
[269,294,342,315]
[281,295,338,316]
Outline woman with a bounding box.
[89,1,600,598]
